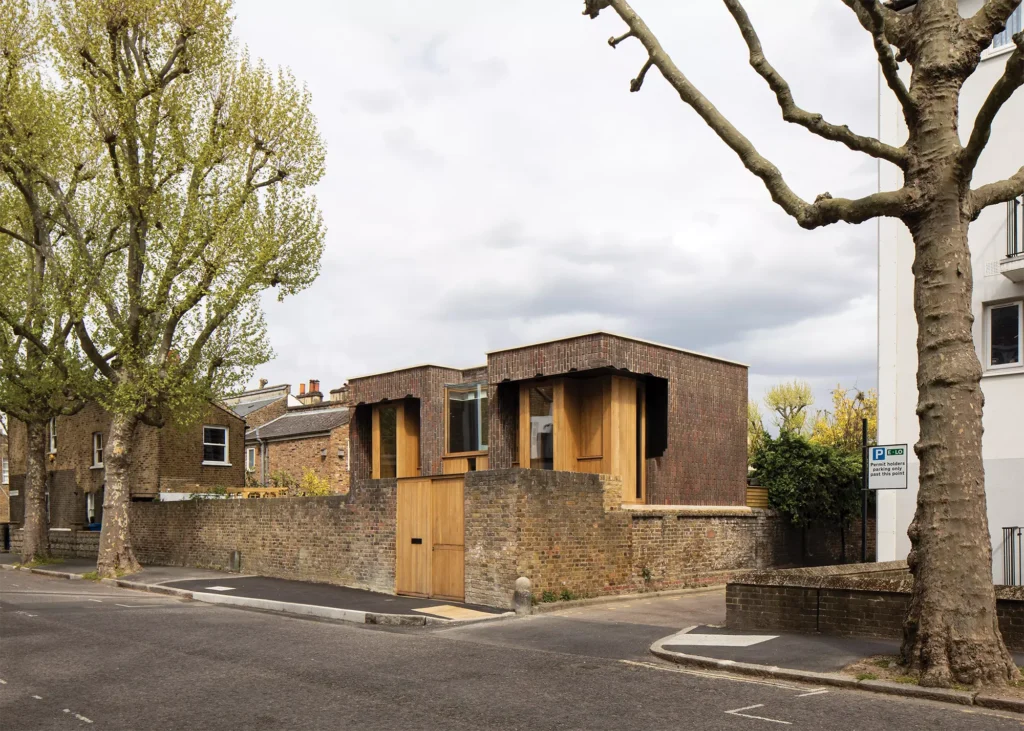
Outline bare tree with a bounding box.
[582,0,1023,687]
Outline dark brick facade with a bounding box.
[349,333,748,506]
[6,402,245,527]
[1,432,9,523]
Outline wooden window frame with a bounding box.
[202,425,231,466]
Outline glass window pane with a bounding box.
[479,392,489,449]
[379,405,397,478]
[448,387,488,453]
[991,304,1020,366]
[203,444,225,462]
[204,427,226,445]
[529,385,554,470]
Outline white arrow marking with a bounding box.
[725,704,792,725]
[796,688,829,698]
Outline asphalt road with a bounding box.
[2,572,1023,730]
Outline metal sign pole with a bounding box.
[862,417,869,563]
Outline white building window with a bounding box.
[47,417,57,453]
[86,491,99,524]
[987,301,1023,369]
[202,426,230,465]
[993,7,1023,51]
[2,458,8,485]
[92,432,104,468]
[246,447,256,472]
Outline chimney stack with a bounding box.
[299,383,306,396]
[258,378,268,389]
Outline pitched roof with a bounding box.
[246,406,350,441]
[230,396,285,419]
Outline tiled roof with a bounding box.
[230,397,284,419]
[246,407,350,441]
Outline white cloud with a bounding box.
[234,0,882,412]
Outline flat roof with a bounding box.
[347,363,464,382]
[485,331,749,368]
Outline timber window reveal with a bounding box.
[993,7,1023,51]
[987,301,1023,369]
[246,447,256,472]
[91,432,104,468]
[202,426,230,465]
[447,384,489,454]
[47,417,56,454]
[378,405,398,479]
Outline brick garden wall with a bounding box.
[725,564,1024,651]
[262,424,350,494]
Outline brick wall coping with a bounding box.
[484,330,750,368]
[620,505,762,518]
[347,363,463,384]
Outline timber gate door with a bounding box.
[396,476,465,601]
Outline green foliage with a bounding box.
[764,380,814,435]
[751,432,861,529]
[297,468,331,496]
[747,401,766,457]
[540,590,558,603]
[559,589,577,602]
[269,470,296,490]
[187,485,229,500]
[810,386,878,455]
[856,672,878,681]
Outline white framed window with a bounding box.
[2,457,8,485]
[202,425,230,465]
[986,301,1023,369]
[246,447,256,472]
[86,491,99,524]
[47,417,57,453]
[992,7,1023,52]
[92,432,104,468]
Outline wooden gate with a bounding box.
[396,475,464,601]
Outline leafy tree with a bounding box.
[747,400,766,457]
[583,0,1023,686]
[0,1,99,562]
[763,380,814,435]
[297,468,331,497]
[6,0,326,577]
[811,387,878,455]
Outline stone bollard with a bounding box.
[513,576,533,616]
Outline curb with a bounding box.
[532,584,726,614]
[650,639,1015,711]
[0,564,84,580]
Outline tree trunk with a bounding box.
[95,412,141,577]
[20,421,49,563]
[900,184,1018,686]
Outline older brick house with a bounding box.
[245,380,351,494]
[348,331,748,506]
[222,381,299,430]
[6,402,245,528]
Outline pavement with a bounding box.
[4,572,1023,730]
[0,554,506,624]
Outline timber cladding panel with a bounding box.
[486,333,748,506]
[129,481,397,592]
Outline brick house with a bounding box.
[348,331,748,506]
[245,380,351,494]
[222,380,299,430]
[6,402,245,528]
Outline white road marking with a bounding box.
[621,660,815,693]
[204,586,237,592]
[31,694,42,700]
[114,603,146,608]
[88,599,102,603]
[14,611,38,618]
[663,630,778,647]
[75,713,93,724]
[796,689,829,698]
[0,679,6,684]
[725,704,792,725]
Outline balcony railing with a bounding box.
[1003,527,1023,586]
[1009,197,1022,259]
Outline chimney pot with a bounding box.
[299,383,306,395]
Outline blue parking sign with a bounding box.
[871,447,886,461]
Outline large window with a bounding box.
[988,301,1022,369]
[378,405,397,479]
[246,447,257,472]
[447,385,488,454]
[528,384,554,470]
[202,426,230,465]
[993,7,1023,51]
[92,432,104,468]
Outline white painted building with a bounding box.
[876,2,1024,582]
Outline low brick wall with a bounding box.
[9,528,101,558]
[464,469,799,607]
[727,563,1024,651]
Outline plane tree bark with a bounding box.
[582,0,1024,687]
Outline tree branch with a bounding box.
[74,320,118,382]
[964,0,1023,56]
[840,0,917,128]
[961,32,1024,179]
[722,0,908,167]
[585,0,918,228]
[0,224,35,249]
[971,165,1024,214]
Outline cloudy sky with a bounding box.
[233,0,882,409]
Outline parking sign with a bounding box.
[867,444,908,490]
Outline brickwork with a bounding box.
[348,365,464,479]
[487,333,748,505]
[259,425,351,494]
[6,402,246,525]
[725,565,1024,651]
[0,432,9,523]
[244,397,289,429]
[463,469,797,608]
[9,527,100,558]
